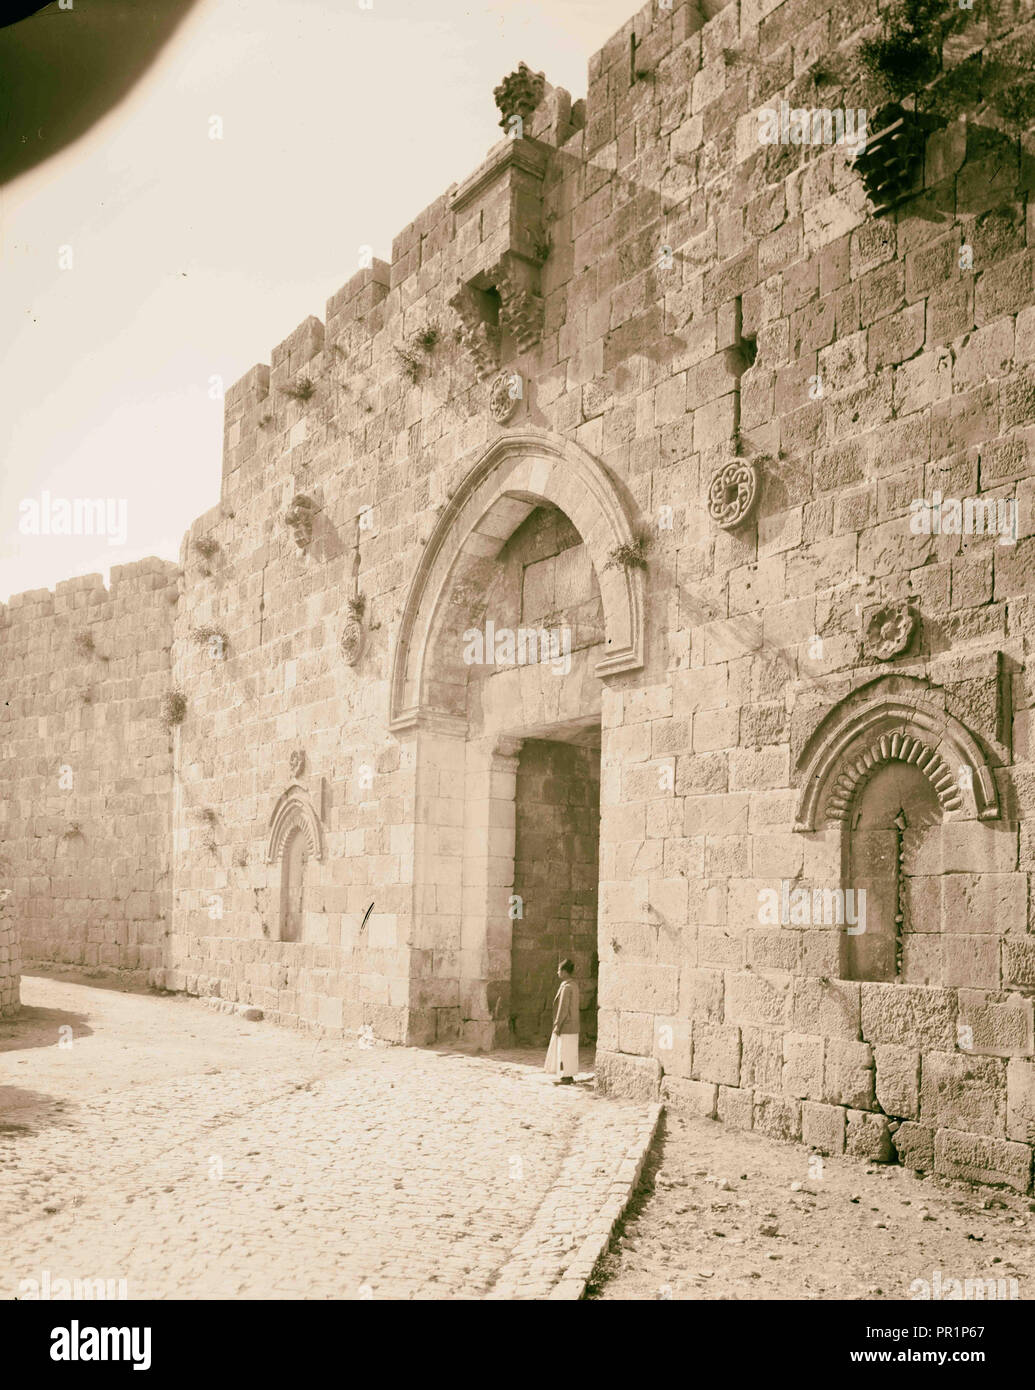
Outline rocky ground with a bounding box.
[590,1108,1034,1301]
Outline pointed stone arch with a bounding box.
[794,676,1000,831]
[266,784,324,863]
[388,430,646,733]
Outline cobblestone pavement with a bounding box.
[0,975,653,1301]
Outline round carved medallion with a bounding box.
[865,601,917,661]
[707,459,760,530]
[488,371,521,425]
[341,618,365,666]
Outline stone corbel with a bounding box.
[449,282,501,381]
[494,256,544,356]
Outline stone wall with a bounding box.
[4,0,1035,1187]
[0,563,178,975]
[0,888,18,1017]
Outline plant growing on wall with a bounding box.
[280,376,316,403]
[190,623,229,659]
[395,342,423,383]
[852,0,976,211]
[604,534,651,572]
[73,630,95,657]
[414,321,439,353]
[160,690,187,728]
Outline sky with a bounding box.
[0,0,637,603]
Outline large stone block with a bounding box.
[860,983,957,1050]
[892,1122,935,1171]
[691,1021,742,1087]
[824,1038,875,1110]
[1006,1057,1035,1143]
[801,1101,846,1156]
[783,1032,825,1100]
[661,1077,717,1118]
[740,1024,784,1091]
[725,969,791,1028]
[957,990,1034,1059]
[874,1044,920,1118]
[595,1050,663,1100]
[934,1128,1032,1192]
[919,1051,1006,1136]
[845,1110,893,1162]
[753,1093,801,1142]
[792,976,860,1039]
[598,961,678,1014]
[717,1084,754,1131]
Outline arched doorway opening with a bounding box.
[390,431,645,1049]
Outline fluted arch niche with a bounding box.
[266,784,324,863]
[794,677,1002,983]
[794,678,999,832]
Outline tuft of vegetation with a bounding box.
[605,534,651,572]
[414,322,440,354]
[994,78,1035,132]
[395,343,424,384]
[280,376,316,403]
[856,0,970,102]
[194,536,219,561]
[258,413,273,429]
[73,630,95,657]
[530,224,552,262]
[347,593,366,620]
[160,690,187,728]
[190,624,229,658]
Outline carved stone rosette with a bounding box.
[864,600,917,661]
[707,459,760,530]
[489,371,521,424]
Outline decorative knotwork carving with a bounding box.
[488,370,521,424]
[823,732,964,822]
[864,600,917,661]
[493,62,546,130]
[285,493,318,550]
[707,459,760,530]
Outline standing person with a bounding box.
[544,959,579,1085]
